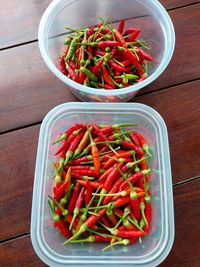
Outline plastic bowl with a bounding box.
[31,102,174,267]
[38,0,175,102]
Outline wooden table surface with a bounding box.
[0,1,200,266]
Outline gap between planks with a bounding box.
[0,77,199,136]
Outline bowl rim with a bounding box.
[38,0,175,96]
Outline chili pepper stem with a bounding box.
[63,223,88,244]
[102,239,129,252]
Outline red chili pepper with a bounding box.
[98,165,114,182]
[78,71,86,84]
[103,162,123,192]
[67,183,80,214]
[71,172,94,180]
[94,49,106,57]
[55,219,72,238]
[127,29,141,42]
[119,171,143,191]
[102,175,124,205]
[67,59,77,70]
[118,19,125,34]
[68,155,93,166]
[129,132,141,147]
[72,169,100,177]
[108,59,131,72]
[100,215,112,228]
[112,229,146,238]
[53,168,72,202]
[65,131,85,164]
[92,58,104,75]
[106,211,118,226]
[85,180,93,205]
[121,140,144,158]
[97,83,114,90]
[121,48,144,77]
[65,61,77,81]
[121,59,131,67]
[96,41,120,49]
[101,66,115,88]
[137,48,153,61]
[112,196,130,208]
[59,57,67,75]
[114,29,127,48]
[123,27,139,35]
[87,126,101,174]
[77,180,102,189]
[143,202,152,234]
[94,235,112,242]
[69,186,85,229]
[65,214,79,229]
[54,128,82,156]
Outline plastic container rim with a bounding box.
[38,0,175,96]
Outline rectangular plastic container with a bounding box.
[31,102,174,267]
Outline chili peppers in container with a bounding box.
[48,122,153,252]
[59,17,153,90]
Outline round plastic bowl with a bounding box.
[38,0,175,102]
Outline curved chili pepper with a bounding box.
[67,182,80,214]
[69,186,85,229]
[127,29,141,42]
[64,131,85,164]
[113,29,127,48]
[101,66,115,88]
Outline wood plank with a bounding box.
[0,125,40,241]
[160,179,200,267]
[0,235,47,267]
[1,179,199,267]
[0,0,197,49]
[0,80,200,241]
[141,4,200,95]
[0,5,200,133]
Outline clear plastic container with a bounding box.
[38,0,175,102]
[31,102,174,267]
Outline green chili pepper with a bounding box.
[80,67,98,82]
[66,36,80,60]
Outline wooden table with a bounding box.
[0,1,200,266]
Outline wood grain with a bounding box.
[1,179,199,267]
[0,235,47,267]
[0,0,197,49]
[160,179,200,267]
[140,3,200,95]
[0,80,200,241]
[0,125,40,241]
[0,5,200,133]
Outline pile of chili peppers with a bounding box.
[48,123,152,251]
[59,17,153,89]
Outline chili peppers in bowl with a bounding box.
[48,122,153,251]
[59,17,153,90]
